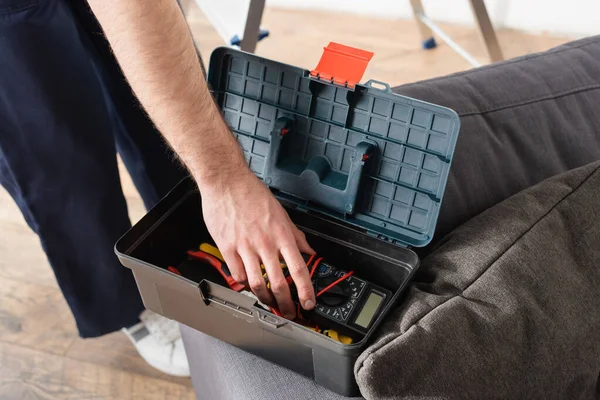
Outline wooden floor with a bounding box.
[0,3,572,400]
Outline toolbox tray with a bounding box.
[115,45,459,396]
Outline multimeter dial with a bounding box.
[316,276,351,306]
[314,273,367,323]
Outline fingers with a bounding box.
[292,226,315,255]
[239,248,273,306]
[220,248,247,284]
[261,250,296,319]
[280,244,316,310]
[285,214,315,255]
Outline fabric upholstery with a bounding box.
[356,161,600,399]
[393,36,600,253]
[180,324,354,400]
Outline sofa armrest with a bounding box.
[392,36,600,250]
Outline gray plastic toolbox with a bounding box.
[115,44,460,396]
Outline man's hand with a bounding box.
[202,171,315,319]
[87,0,316,317]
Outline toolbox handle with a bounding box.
[364,79,392,93]
[258,313,288,329]
[263,117,375,215]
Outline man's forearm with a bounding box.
[88,0,317,314]
[87,0,247,189]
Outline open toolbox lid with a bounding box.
[207,43,460,247]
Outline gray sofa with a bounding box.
[181,36,600,399]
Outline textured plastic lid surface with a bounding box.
[207,47,460,247]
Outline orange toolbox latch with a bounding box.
[310,42,374,89]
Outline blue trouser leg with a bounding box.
[66,0,190,211]
[0,0,188,337]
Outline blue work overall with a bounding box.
[0,0,190,337]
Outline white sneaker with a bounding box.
[123,310,190,377]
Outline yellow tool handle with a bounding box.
[323,329,353,345]
[199,243,224,261]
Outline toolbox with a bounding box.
[115,43,460,396]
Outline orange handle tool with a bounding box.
[186,250,245,292]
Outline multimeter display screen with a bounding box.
[354,292,384,328]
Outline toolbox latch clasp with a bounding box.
[263,118,375,215]
[258,313,288,329]
[310,42,374,89]
[199,279,255,317]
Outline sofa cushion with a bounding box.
[393,36,600,252]
[355,161,600,399]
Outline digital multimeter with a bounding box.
[305,259,392,336]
